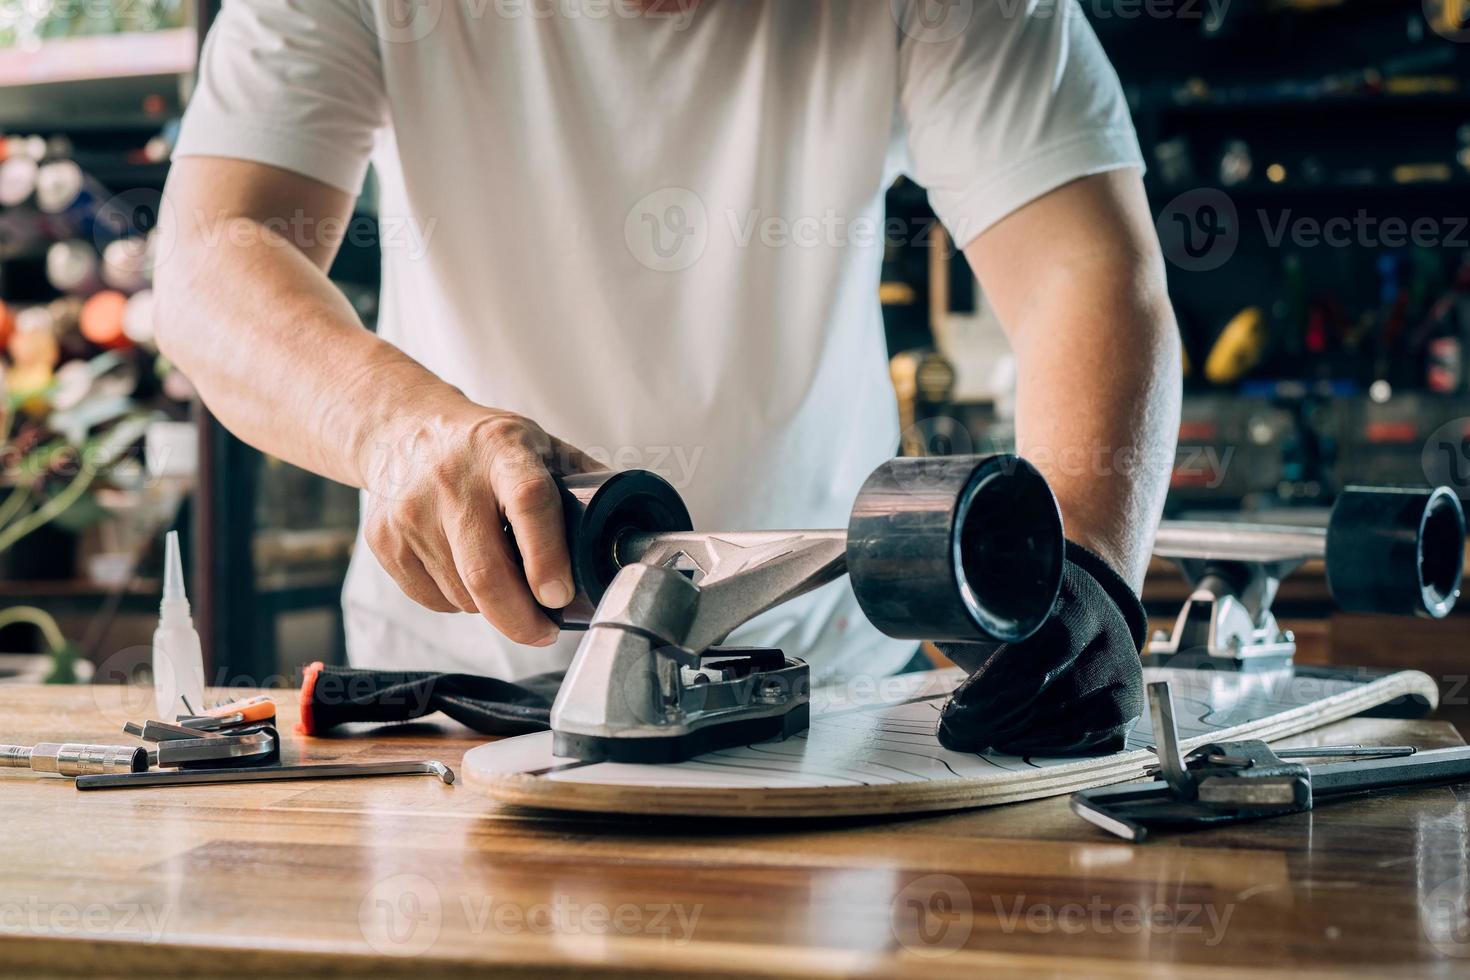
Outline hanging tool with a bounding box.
[1,742,148,776]
[75,760,455,790]
[1072,682,1470,841]
[546,456,1066,763]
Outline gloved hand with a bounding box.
[936,541,1146,756]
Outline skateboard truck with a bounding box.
[548,455,1068,763]
[1147,486,1464,669]
[1071,681,1470,842]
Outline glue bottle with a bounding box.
[153,531,205,720]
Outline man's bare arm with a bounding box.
[964,169,1181,588]
[153,158,590,645]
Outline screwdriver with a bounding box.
[0,742,148,776]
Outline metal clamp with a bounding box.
[1072,681,1470,842]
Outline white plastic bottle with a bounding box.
[153,531,205,720]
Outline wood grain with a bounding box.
[1,685,1468,978]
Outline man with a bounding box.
[155,0,1181,754]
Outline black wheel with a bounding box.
[846,455,1064,643]
[555,470,693,627]
[1326,486,1464,619]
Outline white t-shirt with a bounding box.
[175,0,1141,684]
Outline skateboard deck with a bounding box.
[463,665,1439,818]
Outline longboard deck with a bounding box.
[464,666,1439,818]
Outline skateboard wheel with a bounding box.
[1326,486,1464,619]
[846,455,1064,643]
[556,470,693,627]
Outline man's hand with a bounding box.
[937,541,1145,755]
[154,157,607,646]
[361,404,603,645]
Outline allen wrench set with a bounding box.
[1,694,455,790]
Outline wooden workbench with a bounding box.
[2,685,1469,978]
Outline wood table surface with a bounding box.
[2,684,1470,978]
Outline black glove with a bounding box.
[936,541,1146,756]
[297,662,564,737]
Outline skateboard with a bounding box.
[464,664,1439,818]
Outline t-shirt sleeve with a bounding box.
[895,0,1144,247]
[173,0,388,195]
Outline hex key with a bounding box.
[75,760,455,789]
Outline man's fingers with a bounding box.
[418,528,479,613]
[376,548,461,614]
[547,436,607,476]
[490,448,576,610]
[445,513,558,646]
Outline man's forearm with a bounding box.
[1007,271,1181,589]
[964,171,1182,590]
[153,211,468,491]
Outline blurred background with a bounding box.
[0,0,1466,692]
